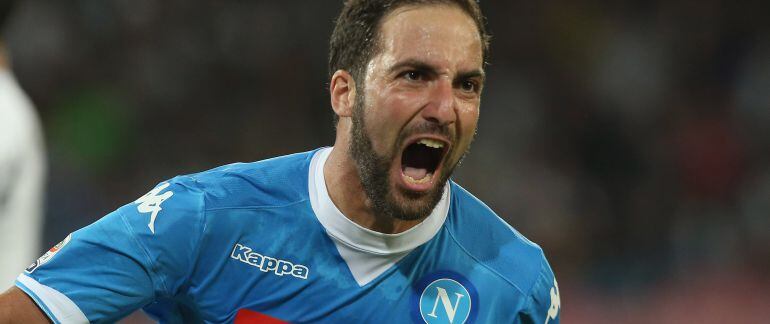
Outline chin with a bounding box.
[387,176,448,221]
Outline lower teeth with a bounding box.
[405,173,432,184]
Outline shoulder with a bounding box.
[166,149,318,211]
[118,149,318,234]
[445,182,555,295]
[446,182,561,321]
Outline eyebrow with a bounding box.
[387,59,486,82]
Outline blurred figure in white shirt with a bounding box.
[0,0,46,287]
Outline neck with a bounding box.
[324,123,424,234]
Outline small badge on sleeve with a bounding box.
[25,233,73,273]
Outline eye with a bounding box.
[402,70,423,81]
[460,80,479,93]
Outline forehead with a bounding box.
[373,4,483,71]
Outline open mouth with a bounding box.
[400,138,448,187]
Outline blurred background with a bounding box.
[2,0,769,323]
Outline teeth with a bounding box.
[405,173,433,184]
[418,139,444,149]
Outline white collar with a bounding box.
[308,147,450,256]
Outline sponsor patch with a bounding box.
[234,309,287,324]
[25,233,72,273]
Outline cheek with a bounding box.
[458,103,480,132]
[459,100,479,114]
[455,104,480,149]
[382,91,424,119]
[362,90,416,153]
[371,89,426,130]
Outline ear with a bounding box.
[330,70,356,118]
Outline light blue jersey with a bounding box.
[17,148,560,323]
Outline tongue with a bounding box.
[403,166,428,180]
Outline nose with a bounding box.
[421,78,456,125]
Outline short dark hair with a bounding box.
[328,0,490,117]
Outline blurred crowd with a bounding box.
[3,1,769,322]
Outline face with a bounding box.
[349,4,484,221]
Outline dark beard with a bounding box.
[349,93,454,221]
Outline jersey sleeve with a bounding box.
[518,256,560,324]
[15,178,206,323]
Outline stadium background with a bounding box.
[3,1,770,322]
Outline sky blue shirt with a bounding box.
[17,148,560,324]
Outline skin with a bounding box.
[0,287,50,323]
[327,4,484,234]
[0,4,485,320]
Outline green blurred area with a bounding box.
[48,88,133,173]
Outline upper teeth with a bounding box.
[418,139,444,148]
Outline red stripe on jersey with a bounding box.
[234,309,287,324]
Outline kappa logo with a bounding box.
[419,278,472,324]
[231,243,309,279]
[26,233,72,273]
[135,182,174,234]
[544,279,560,324]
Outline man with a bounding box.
[0,0,560,323]
[0,0,46,288]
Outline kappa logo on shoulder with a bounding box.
[135,182,174,234]
[544,279,560,324]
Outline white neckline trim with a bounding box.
[308,147,450,256]
[308,148,450,286]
